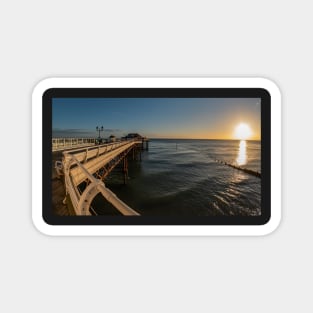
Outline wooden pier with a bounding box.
[52,137,149,216]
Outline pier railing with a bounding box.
[62,139,142,216]
[52,138,96,152]
[63,154,140,216]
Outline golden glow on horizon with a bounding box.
[147,121,260,140]
[234,123,253,140]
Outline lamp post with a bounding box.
[96,126,104,141]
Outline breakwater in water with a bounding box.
[214,158,261,178]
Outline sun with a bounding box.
[234,123,252,140]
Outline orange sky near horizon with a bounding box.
[146,121,260,140]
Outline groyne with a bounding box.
[214,159,261,178]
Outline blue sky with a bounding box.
[52,98,261,139]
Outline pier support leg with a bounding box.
[123,157,128,185]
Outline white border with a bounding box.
[32,77,281,236]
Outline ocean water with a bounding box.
[94,139,261,216]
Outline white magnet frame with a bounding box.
[32,77,281,236]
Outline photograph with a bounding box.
[51,97,261,217]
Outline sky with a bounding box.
[52,98,261,140]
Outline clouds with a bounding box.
[53,128,94,138]
[52,128,123,138]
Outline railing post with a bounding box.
[84,148,88,163]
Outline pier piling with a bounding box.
[123,156,128,185]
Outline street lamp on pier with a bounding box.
[96,126,104,139]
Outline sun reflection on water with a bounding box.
[236,140,247,166]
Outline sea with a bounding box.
[93,139,261,216]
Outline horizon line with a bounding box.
[149,137,261,141]
[52,135,261,141]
